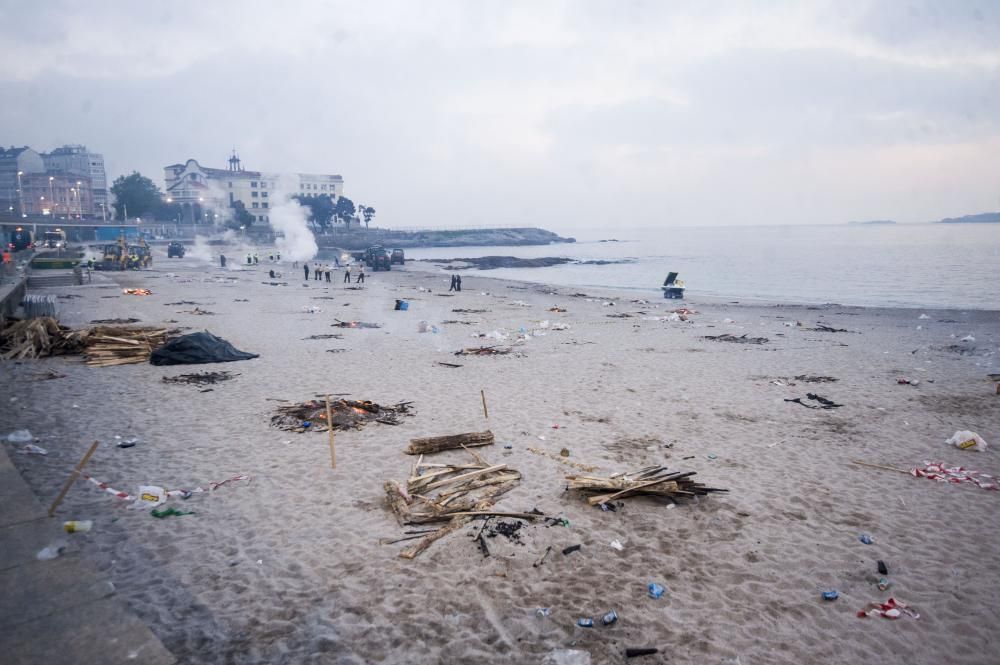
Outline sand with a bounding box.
[2,250,999,664]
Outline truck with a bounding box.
[390,248,405,265]
[363,245,391,271]
[8,227,33,251]
[41,229,68,249]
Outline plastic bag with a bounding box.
[946,430,988,452]
[136,485,168,508]
[5,429,33,443]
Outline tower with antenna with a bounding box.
[228,148,243,172]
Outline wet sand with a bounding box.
[2,250,999,664]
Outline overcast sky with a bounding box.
[2,1,998,231]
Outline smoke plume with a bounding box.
[270,177,317,262]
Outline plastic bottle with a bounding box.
[63,520,93,533]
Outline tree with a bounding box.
[293,194,334,231]
[229,201,254,230]
[110,172,163,221]
[361,206,375,230]
[334,196,356,230]
[153,200,183,222]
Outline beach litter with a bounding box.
[566,465,727,506]
[794,375,838,383]
[303,334,343,340]
[178,307,216,315]
[384,450,534,559]
[19,443,48,455]
[5,429,33,443]
[911,461,998,490]
[150,332,258,366]
[822,590,839,601]
[857,598,919,620]
[527,447,599,471]
[123,288,152,296]
[455,346,512,356]
[332,319,382,329]
[784,393,843,409]
[648,583,665,599]
[704,333,769,345]
[859,534,873,544]
[946,430,988,452]
[162,370,239,386]
[272,399,414,432]
[36,542,67,561]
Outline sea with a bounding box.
[403,223,1000,310]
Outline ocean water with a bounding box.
[403,223,1000,309]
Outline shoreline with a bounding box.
[2,249,998,665]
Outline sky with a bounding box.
[1,1,998,231]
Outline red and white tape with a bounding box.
[81,473,135,501]
[79,473,251,503]
[912,461,998,491]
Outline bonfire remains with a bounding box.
[704,333,769,345]
[566,465,726,505]
[455,346,511,356]
[271,399,414,432]
[163,371,239,386]
[384,450,533,558]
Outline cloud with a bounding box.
[0,0,997,229]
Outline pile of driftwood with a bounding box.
[567,465,726,505]
[163,370,238,386]
[704,333,769,345]
[405,430,494,455]
[455,346,511,356]
[385,447,533,559]
[81,326,174,367]
[0,318,81,360]
[0,317,173,366]
[271,398,414,432]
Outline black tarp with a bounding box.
[150,332,258,366]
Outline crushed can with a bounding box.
[821,590,839,601]
[577,617,594,628]
[648,583,665,599]
[601,610,618,626]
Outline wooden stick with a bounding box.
[444,510,540,519]
[480,389,489,419]
[851,459,911,474]
[48,440,100,516]
[422,464,506,491]
[326,395,336,468]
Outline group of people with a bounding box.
[303,262,365,284]
[449,274,463,291]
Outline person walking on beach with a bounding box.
[303,263,310,281]
[246,253,252,265]
[456,274,462,292]
[356,265,365,284]
[253,253,259,265]
[220,254,227,268]
[449,275,457,292]
[325,266,332,283]
[343,264,352,283]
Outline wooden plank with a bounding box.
[405,430,494,455]
[421,464,506,491]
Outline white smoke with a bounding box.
[270,177,317,262]
[187,235,214,262]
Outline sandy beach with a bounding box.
[2,248,999,665]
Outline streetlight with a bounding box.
[76,181,82,218]
[40,195,46,216]
[70,188,77,220]
[16,171,23,217]
[48,176,55,218]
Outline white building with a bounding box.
[163,152,344,225]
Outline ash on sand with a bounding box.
[271,399,415,432]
